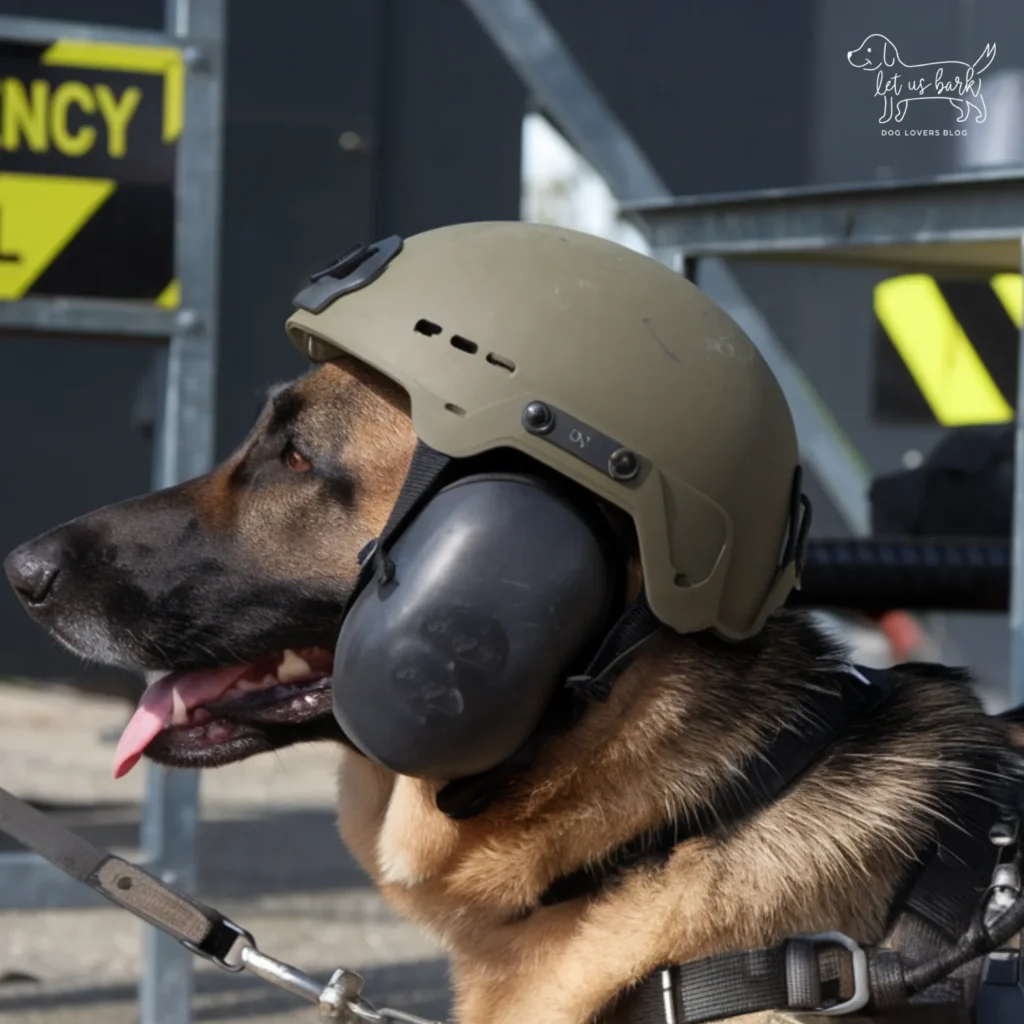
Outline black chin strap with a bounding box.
[566,588,663,703]
[346,440,453,607]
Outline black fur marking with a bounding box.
[269,389,304,432]
[319,467,358,507]
[11,480,353,672]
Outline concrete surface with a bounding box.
[0,679,452,1023]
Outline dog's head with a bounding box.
[847,33,897,71]
[3,356,417,774]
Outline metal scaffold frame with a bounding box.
[0,2,226,1023]
[462,0,1024,708]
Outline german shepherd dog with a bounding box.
[5,356,1024,1024]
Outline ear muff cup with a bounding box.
[331,474,616,780]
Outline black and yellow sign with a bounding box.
[874,273,1023,426]
[0,38,183,307]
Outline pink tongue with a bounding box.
[113,665,249,779]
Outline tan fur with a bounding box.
[183,359,416,584]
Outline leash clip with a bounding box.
[221,943,444,1023]
[985,815,1023,936]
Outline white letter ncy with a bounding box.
[0,77,142,158]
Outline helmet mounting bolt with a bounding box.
[522,401,555,435]
[608,448,640,482]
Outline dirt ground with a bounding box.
[0,679,452,1023]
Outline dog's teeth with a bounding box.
[277,649,312,684]
[236,674,278,692]
[170,687,188,726]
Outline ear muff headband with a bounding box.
[331,473,616,780]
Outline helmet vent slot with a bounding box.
[414,319,443,337]
[450,335,479,355]
[444,403,466,416]
[486,353,516,373]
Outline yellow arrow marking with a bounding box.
[155,278,180,308]
[991,273,1023,329]
[0,172,115,300]
[874,274,1013,426]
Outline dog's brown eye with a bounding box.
[285,447,312,472]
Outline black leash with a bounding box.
[0,787,442,1024]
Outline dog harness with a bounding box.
[527,664,1024,1024]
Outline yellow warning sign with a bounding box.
[0,37,183,305]
[874,274,1023,426]
[0,173,115,298]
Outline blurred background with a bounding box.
[0,0,1022,1021]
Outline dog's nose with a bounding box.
[4,537,62,605]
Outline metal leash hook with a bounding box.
[228,939,443,1024]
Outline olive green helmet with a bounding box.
[285,221,805,641]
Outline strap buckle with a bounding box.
[791,932,870,1016]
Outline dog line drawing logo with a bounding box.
[847,33,995,124]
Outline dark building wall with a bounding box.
[538,0,816,195]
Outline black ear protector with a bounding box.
[331,473,618,781]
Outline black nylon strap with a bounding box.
[0,787,247,965]
[379,441,453,542]
[900,796,1002,942]
[606,939,855,1023]
[539,665,894,908]
[685,665,892,837]
[566,587,662,703]
[673,944,802,1023]
[343,440,452,612]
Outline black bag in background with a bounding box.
[870,424,1015,540]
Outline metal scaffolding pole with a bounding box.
[0,4,226,1022]
[1011,235,1024,709]
[138,4,225,1020]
